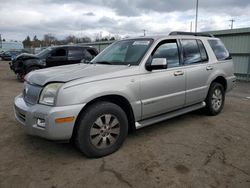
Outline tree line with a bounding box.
[22,34,117,48]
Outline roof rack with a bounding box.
[169,31,214,38]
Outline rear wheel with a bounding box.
[205,82,225,115]
[75,101,128,158]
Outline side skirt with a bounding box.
[135,102,206,129]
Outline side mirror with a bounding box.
[146,58,168,71]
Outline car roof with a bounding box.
[121,34,218,41]
[50,45,95,49]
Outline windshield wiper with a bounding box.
[94,61,112,65]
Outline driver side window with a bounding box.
[152,41,180,68]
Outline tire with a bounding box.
[205,82,225,116]
[75,101,128,158]
[17,72,25,82]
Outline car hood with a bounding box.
[26,63,137,86]
[16,53,38,60]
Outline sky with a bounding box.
[0,0,250,41]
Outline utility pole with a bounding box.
[195,0,199,32]
[190,21,193,32]
[229,19,235,29]
[142,29,146,36]
[0,34,2,49]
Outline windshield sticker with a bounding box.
[132,41,150,46]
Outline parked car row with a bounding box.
[9,45,98,81]
[14,32,236,157]
[0,49,29,61]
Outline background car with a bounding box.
[0,49,29,61]
[10,45,98,81]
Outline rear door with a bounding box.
[68,47,84,64]
[181,39,212,106]
[140,39,186,119]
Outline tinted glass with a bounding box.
[182,40,201,64]
[197,40,208,61]
[83,50,93,60]
[51,48,66,57]
[87,49,97,56]
[68,48,83,58]
[208,40,231,61]
[152,42,180,68]
[91,39,153,65]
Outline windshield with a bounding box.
[36,48,51,58]
[91,39,153,66]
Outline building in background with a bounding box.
[0,41,24,52]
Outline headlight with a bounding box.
[39,83,64,106]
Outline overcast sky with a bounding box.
[0,0,250,41]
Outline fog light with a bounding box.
[37,118,46,128]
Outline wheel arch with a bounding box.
[211,76,227,91]
[72,94,136,140]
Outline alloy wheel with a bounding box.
[90,114,120,149]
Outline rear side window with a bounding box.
[197,40,208,61]
[83,49,93,60]
[68,47,83,58]
[181,39,202,64]
[208,40,231,61]
[87,49,98,56]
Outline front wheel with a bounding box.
[75,102,128,158]
[17,72,26,82]
[205,82,225,116]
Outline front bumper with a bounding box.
[14,94,85,141]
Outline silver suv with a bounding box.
[14,32,236,157]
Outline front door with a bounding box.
[46,48,68,67]
[141,40,186,119]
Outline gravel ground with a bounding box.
[0,61,249,188]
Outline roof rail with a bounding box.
[169,31,214,38]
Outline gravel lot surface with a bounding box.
[0,61,249,188]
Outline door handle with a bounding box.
[174,70,184,76]
[206,65,213,71]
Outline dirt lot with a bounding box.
[0,61,249,188]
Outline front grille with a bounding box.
[17,110,26,122]
[23,82,42,105]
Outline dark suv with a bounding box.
[10,45,98,80]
